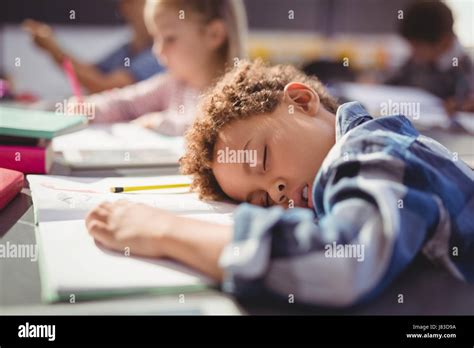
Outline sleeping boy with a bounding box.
[85,60,474,307]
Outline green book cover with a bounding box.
[0,106,88,139]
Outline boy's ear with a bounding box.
[205,19,227,50]
[283,82,320,116]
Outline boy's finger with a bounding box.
[88,208,110,222]
[97,201,113,211]
[84,209,96,224]
[85,205,109,222]
[85,218,110,236]
[86,220,116,247]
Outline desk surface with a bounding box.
[1,129,473,315]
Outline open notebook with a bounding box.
[27,175,237,302]
[52,124,185,169]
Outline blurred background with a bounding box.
[1,0,472,100]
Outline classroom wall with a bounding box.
[2,0,124,25]
[2,0,414,33]
[244,0,414,34]
[1,0,470,99]
[0,0,411,100]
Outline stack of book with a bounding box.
[0,106,87,174]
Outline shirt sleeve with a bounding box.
[127,49,164,82]
[219,156,453,307]
[96,45,163,82]
[85,73,171,123]
[95,45,127,74]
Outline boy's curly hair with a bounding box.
[180,59,338,201]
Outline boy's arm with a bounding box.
[85,201,232,281]
[218,175,456,307]
[161,216,233,281]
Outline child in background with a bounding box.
[85,60,473,307]
[387,1,474,113]
[79,0,247,136]
[23,0,164,93]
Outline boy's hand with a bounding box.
[444,95,474,115]
[85,200,175,258]
[86,200,233,280]
[460,95,474,112]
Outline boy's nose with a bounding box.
[269,180,287,204]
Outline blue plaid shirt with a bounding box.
[219,101,474,307]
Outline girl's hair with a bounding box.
[146,0,248,66]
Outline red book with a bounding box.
[0,141,53,174]
[0,168,24,210]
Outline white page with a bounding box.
[52,123,185,168]
[53,123,185,152]
[38,220,213,300]
[27,175,237,223]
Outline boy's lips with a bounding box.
[307,183,314,208]
[289,182,313,209]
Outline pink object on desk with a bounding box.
[0,168,24,210]
[62,58,83,103]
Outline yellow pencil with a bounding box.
[110,183,190,193]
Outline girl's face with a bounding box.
[145,7,226,82]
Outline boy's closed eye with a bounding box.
[262,144,267,171]
[261,146,274,207]
[245,143,278,207]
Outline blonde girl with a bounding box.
[82,0,247,136]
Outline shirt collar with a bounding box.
[335,101,373,141]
